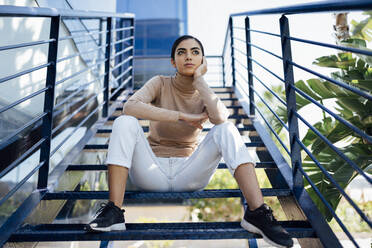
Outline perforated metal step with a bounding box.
[43,188,292,200]
[9,221,315,242]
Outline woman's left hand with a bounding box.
[193,56,208,78]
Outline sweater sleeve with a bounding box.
[193,76,230,124]
[122,76,180,122]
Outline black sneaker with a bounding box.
[87,201,126,232]
[241,203,293,248]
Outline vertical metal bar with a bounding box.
[98,18,103,73]
[103,17,112,118]
[37,16,60,189]
[118,18,124,86]
[229,17,236,87]
[99,240,109,248]
[221,55,226,87]
[130,17,135,91]
[279,15,303,194]
[248,239,258,248]
[245,16,255,116]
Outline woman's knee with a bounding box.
[212,121,235,133]
[112,115,140,133]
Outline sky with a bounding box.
[188,0,316,55]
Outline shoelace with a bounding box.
[258,207,278,223]
[94,202,109,218]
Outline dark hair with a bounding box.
[171,35,205,60]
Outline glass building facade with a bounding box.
[117,0,188,87]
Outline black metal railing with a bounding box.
[222,0,372,247]
[0,5,134,246]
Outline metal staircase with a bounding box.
[1,1,371,247]
[6,87,321,247]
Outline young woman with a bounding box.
[88,35,293,248]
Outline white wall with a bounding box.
[68,0,116,12]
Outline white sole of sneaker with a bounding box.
[241,219,290,248]
[89,223,126,232]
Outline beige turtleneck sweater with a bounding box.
[123,73,230,157]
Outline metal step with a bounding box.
[115,105,243,111]
[96,125,255,134]
[122,97,239,104]
[66,161,277,171]
[107,114,249,121]
[83,142,265,150]
[129,90,235,95]
[43,188,291,200]
[9,221,315,242]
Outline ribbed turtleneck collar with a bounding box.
[172,72,196,95]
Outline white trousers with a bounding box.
[106,115,254,192]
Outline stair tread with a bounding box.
[97,125,254,133]
[83,142,265,149]
[122,97,239,103]
[66,162,277,171]
[43,188,292,200]
[10,221,315,241]
[129,91,235,95]
[115,105,243,111]
[107,114,248,121]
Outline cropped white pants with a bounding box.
[106,115,254,192]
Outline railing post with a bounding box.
[279,15,303,194]
[118,18,124,86]
[245,16,255,116]
[37,16,60,189]
[98,18,103,72]
[103,17,112,118]
[221,55,226,87]
[229,17,236,87]
[130,17,135,90]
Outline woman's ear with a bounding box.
[170,58,177,68]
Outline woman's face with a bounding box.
[171,38,203,77]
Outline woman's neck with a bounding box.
[172,72,196,94]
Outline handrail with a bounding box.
[0,5,135,246]
[231,0,372,16]
[222,1,372,247]
[0,5,134,18]
[222,0,372,55]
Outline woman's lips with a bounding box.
[184,64,194,67]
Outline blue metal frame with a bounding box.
[245,17,255,116]
[103,17,112,118]
[229,17,236,87]
[0,5,135,247]
[279,15,303,196]
[37,15,60,189]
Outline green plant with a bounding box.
[187,169,287,222]
[187,170,242,222]
[266,17,372,220]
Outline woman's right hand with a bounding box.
[179,112,208,129]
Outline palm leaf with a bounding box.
[303,144,371,221]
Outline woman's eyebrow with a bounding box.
[176,47,200,51]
